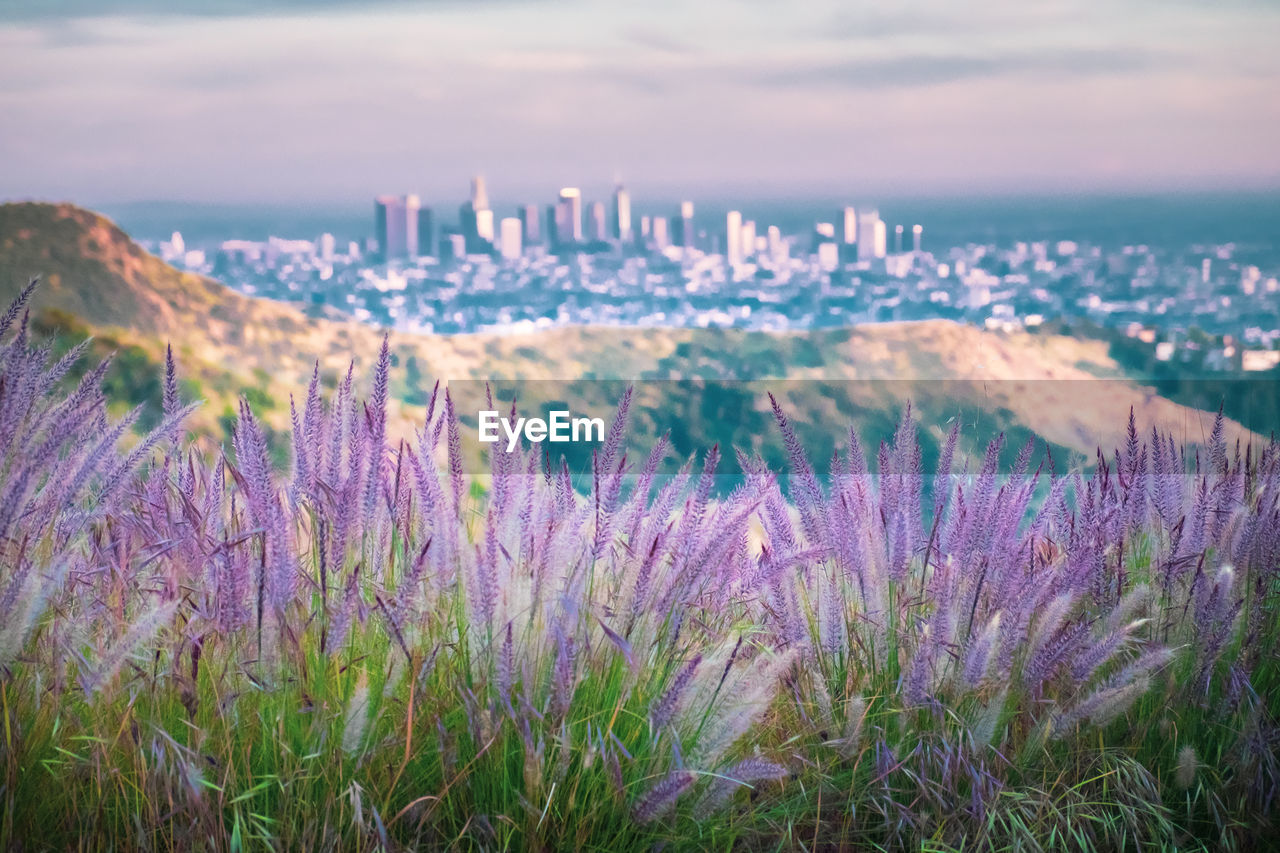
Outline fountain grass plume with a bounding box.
[0,282,1278,850]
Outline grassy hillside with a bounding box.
[0,201,1253,476]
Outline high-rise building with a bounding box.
[814,221,837,269]
[375,195,410,259]
[458,176,493,254]
[520,204,541,246]
[499,217,523,261]
[404,194,421,257]
[741,220,756,259]
[553,202,571,247]
[818,242,839,272]
[678,201,695,249]
[417,206,436,257]
[893,224,904,254]
[545,204,559,247]
[388,203,409,258]
[652,216,670,250]
[640,215,651,241]
[842,206,857,245]
[475,208,495,244]
[459,202,478,251]
[374,196,392,259]
[471,176,489,212]
[611,185,632,242]
[726,210,743,267]
[912,224,923,254]
[767,225,786,265]
[458,203,493,253]
[445,232,466,263]
[589,200,608,242]
[318,232,336,262]
[558,188,582,244]
[857,209,885,261]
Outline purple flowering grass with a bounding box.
[1,281,1278,848]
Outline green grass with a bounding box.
[4,527,1276,851]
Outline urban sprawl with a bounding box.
[153,178,1280,373]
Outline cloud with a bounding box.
[1,0,1275,200]
[618,26,697,56]
[756,47,1176,90]
[0,0,525,21]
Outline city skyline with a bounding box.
[2,0,1279,204]
[364,177,908,263]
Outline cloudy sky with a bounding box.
[1,0,1278,204]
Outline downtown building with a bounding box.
[374,194,420,260]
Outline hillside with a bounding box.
[0,201,1255,474]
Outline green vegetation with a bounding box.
[2,294,1277,849]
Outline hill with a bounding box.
[0,201,1255,475]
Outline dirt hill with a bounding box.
[0,201,1254,473]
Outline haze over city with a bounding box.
[2,0,1279,204]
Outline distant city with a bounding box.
[143,178,1280,373]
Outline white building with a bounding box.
[857,210,885,261]
[558,188,582,242]
[612,185,632,242]
[499,217,523,261]
[726,210,743,267]
[475,208,495,244]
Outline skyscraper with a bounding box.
[459,175,493,254]
[818,242,839,272]
[767,225,786,265]
[652,216,670,250]
[856,209,885,261]
[404,194,421,257]
[842,206,857,245]
[417,206,436,257]
[893,224,904,254]
[589,200,607,242]
[558,187,582,244]
[374,196,392,259]
[459,201,478,252]
[553,202,571,247]
[546,204,560,248]
[499,217,522,261]
[912,224,923,253]
[520,204,541,246]
[444,232,466,263]
[678,201,695,250]
[475,208,495,244]
[611,185,632,242]
[741,220,757,259]
[375,195,409,259]
[471,176,489,212]
[726,210,743,267]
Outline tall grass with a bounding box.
[1,281,1278,850]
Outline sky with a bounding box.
[1,0,1279,205]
